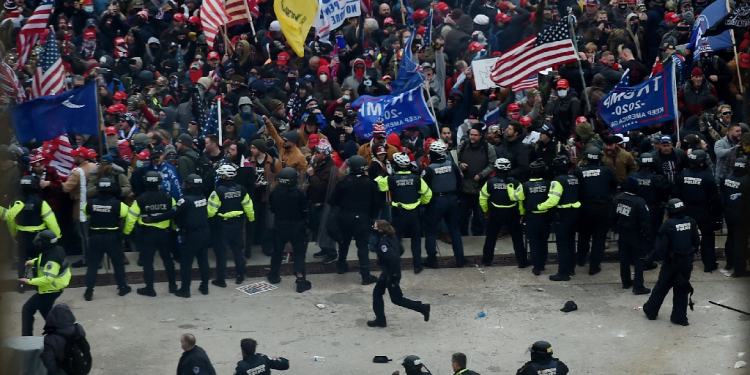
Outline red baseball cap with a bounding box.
[507,103,520,112]
[435,2,449,13]
[556,79,570,89]
[277,51,290,65]
[207,51,220,60]
[106,126,118,135]
[30,153,45,164]
[308,133,320,148]
[173,13,185,22]
[413,9,428,20]
[86,150,98,159]
[495,13,511,23]
[468,41,484,52]
[384,17,395,25]
[135,150,151,160]
[576,116,588,125]
[519,116,532,127]
[742,53,750,69]
[113,91,128,101]
[70,147,88,158]
[664,12,681,23]
[417,26,426,35]
[83,30,96,40]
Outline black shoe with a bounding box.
[321,255,337,265]
[422,304,430,322]
[84,289,93,301]
[262,248,273,257]
[414,265,424,274]
[518,260,530,269]
[296,279,312,293]
[175,289,191,298]
[532,268,542,276]
[644,262,658,271]
[136,257,143,267]
[670,318,689,326]
[549,273,570,281]
[424,256,438,269]
[361,274,378,285]
[482,260,492,267]
[169,283,178,294]
[588,266,601,276]
[622,281,632,289]
[367,319,387,328]
[336,263,349,274]
[199,283,209,295]
[704,263,719,273]
[137,287,156,297]
[118,286,132,296]
[17,283,25,294]
[211,279,227,288]
[267,275,281,284]
[569,269,576,276]
[236,275,245,285]
[455,257,467,268]
[643,309,657,320]
[243,249,251,259]
[313,250,327,258]
[731,270,750,278]
[71,259,87,268]
[724,263,734,271]
[633,287,651,295]
[577,258,586,267]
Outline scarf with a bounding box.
[81,41,96,59]
[115,43,129,59]
[74,166,87,222]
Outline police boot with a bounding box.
[421,303,431,322]
[174,288,191,298]
[168,281,178,294]
[267,274,281,284]
[118,285,132,296]
[296,278,312,293]
[549,273,571,281]
[84,288,93,301]
[455,256,468,268]
[367,319,387,328]
[199,282,209,295]
[361,274,378,285]
[632,286,651,295]
[137,286,157,297]
[235,273,245,285]
[644,261,658,271]
[211,279,227,287]
[243,248,251,259]
[424,256,439,269]
[336,263,349,274]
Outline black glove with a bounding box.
[142,216,153,223]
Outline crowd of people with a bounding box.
[0,0,749,339]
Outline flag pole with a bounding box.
[218,97,223,146]
[244,0,256,36]
[726,0,744,95]
[567,15,592,115]
[673,63,679,142]
[423,82,440,136]
[399,0,406,25]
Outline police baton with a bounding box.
[709,301,750,316]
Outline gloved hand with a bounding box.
[188,32,197,42]
[142,216,153,223]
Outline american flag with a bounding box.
[490,18,577,88]
[40,135,75,179]
[0,52,25,103]
[16,0,54,67]
[201,104,219,138]
[423,9,433,46]
[31,28,65,99]
[361,0,372,15]
[226,0,259,27]
[200,0,230,48]
[512,74,538,92]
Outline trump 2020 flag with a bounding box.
[10,82,98,143]
[352,84,436,139]
[688,0,733,59]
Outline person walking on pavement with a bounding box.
[375,152,432,274]
[611,176,652,294]
[234,338,290,375]
[573,147,618,275]
[267,167,311,292]
[643,198,701,326]
[479,158,526,267]
[18,230,70,336]
[208,164,255,286]
[329,155,380,285]
[366,220,430,328]
[422,141,467,268]
[539,154,581,281]
[512,159,553,276]
[177,334,217,375]
[719,157,750,277]
[83,178,131,301]
[124,171,179,297]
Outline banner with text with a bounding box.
[352,85,436,139]
[313,0,361,43]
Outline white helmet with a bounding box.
[429,140,448,155]
[216,164,237,178]
[393,152,411,168]
[495,158,512,171]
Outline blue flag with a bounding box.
[598,64,677,134]
[201,105,219,138]
[483,108,501,126]
[390,27,425,95]
[352,84,436,139]
[423,9,433,46]
[10,82,99,143]
[688,0,733,59]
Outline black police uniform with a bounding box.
[643,214,700,325]
[422,158,466,265]
[516,358,570,375]
[128,190,177,291]
[85,195,129,293]
[177,346,216,375]
[267,184,308,281]
[673,165,722,272]
[546,172,581,277]
[371,234,429,326]
[209,181,252,282]
[631,168,672,255]
[329,172,381,280]
[517,177,553,273]
[610,191,651,291]
[388,171,430,270]
[719,171,750,275]
[234,354,290,375]
[573,164,618,273]
[480,174,525,267]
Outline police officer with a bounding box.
[330,155,381,285]
[208,164,255,286]
[2,175,61,293]
[515,341,570,375]
[124,171,178,297]
[19,230,70,336]
[512,159,552,276]
[673,150,723,273]
[422,141,466,268]
[84,178,131,301]
[611,176,652,294]
[267,167,310,292]
[375,152,432,274]
[367,220,431,328]
[539,154,580,281]
[573,147,618,275]
[719,157,750,277]
[401,355,432,375]
[479,158,526,267]
[643,199,701,326]
[234,338,290,375]
[632,153,672,269]
[146,175,212,298]
[177,333,216,375]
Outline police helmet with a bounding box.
[530,340,553,355]
[429,140,448,156]
[586,147,603,164]
[529,158,548,173]
[733,157,748,173]
[347,155,368,175]
[184,174,203,190]
[96,178,114,194]
[621,175,639,193]
[278,167,299,186]
[144,171,162,188]
[20,175,39,191]
[402,355,424,372]
[216,164,237,179]
[667,198,685,215]
[393,152,411,169]
[32,229,58,248]
[552,154,570,168]
[687,150,708,166]
[495,157,512,171]
[639,153,656,169]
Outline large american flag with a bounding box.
[201,104,220,138]
[512,74,538,92]
[0,52,25,103]
[226,0,259,27]
[31,28,65,99]
[490,18,577,88]
[200,0,230,48]
[16,0,54,67]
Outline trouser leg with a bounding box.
[103,233,127,289]
[643,262,676,317]
[179,239,196,290]
[423,201,442,256]
[618,241,632,285]
[482,209,502,264]
[140,229,158,287]
[697,217,717,268]
[555,209,578,274]
[387,278,424,313]
[86,233,106,289]
[21,292,61,336]
[224,222,246,277]
[444,195,465,258]
[372,274,387,322]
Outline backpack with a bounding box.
[188,152,216,196]
[62,325,92,375]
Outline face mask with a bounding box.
[241,106,252,114]
[355,67,365,79]
[343,95,350,101]
[630,23,639,31]
[170,80,178,89]
[364,59,373,68]
[618,4,627,9]
[557,89,568,98]
[66,77,72,84]
[84,6,94,12]
[333,115,344,123]
[509,111,520,120]
[136,160,144,167]
[159,115,167,123]
[403,38,409,44]
[264,80,275,89]
[319,74,328,83]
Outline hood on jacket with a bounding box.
[576,121,595,142]
[160,107,177,129]
[457,14,474,34]
[350,58,366,76]
[42,303,77,337]
[386,133,403,151]
[147,37,161,47]
[342,140,360,159]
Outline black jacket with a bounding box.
[498,136,530,182]
[41,304,86,373]
[177,346,216,375]
[234,354,289,375]
[375,234,404,279]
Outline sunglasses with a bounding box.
[722,111,733,116]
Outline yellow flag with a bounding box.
[274,0,318,57]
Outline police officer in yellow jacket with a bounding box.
[512,159,553,276]
[375,152,432,274]
[19,230,70,336]
[2,175,61,293]
[84,178,131,301]
[125,171,178,297]
[208,164,255,286]
[480,158,526,267]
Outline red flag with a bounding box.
[16,0,54,67]
[199,0,230,48]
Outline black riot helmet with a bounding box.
[586,147,603,165]
[347,155,368,175]
[552,154,570,175]
[144,171,162,190]
[639,153,656,171]
[733,157,748,176]
[667,198,685,216]
[402,355,425,374]
[529,158,548,177]
[96,178,115,195]
[278,167,299,186]
[184,174,204,191]
[20,175,39,192]
[32,229,58,249]
[530,340,553,362]
[687,149,708,167]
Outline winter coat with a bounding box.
[41,304,86,373]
